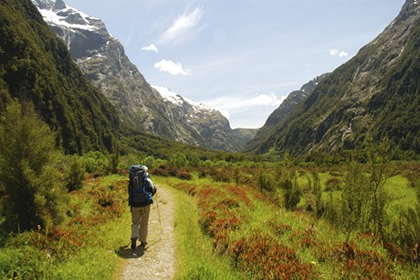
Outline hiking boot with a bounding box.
[140,241,147,247]
[130,238,137,250]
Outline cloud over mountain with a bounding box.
[154,59,191,75]
[329,49,349,57]
[159,6,203,44]
[142,44,159,52]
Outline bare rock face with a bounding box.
[33,0,244,151]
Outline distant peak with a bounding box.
[151,85,214,112]
[32,0,55,10]
[53,0,66,11]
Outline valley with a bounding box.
[0,0,419,279]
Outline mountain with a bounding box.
[244,74,330,153]
[250,0,420,157]
[0,0,119,154]
[232,128,259,147]
[152,86,243,151]
[32,0,243,152]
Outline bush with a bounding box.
[82,151,110,175]
[60,155,86,192]
[325,177,342,191]
[176,171,192,180]
[0,101,68,233]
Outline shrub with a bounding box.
[176,171,192,180]
[82,151,110,175]
[0,101,68,233]
[325,177,342,191]
[280,175,301,211]
[60,155,86,192]
[229,233,316,279]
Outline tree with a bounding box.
[0,101,67,233]
[168,152,188,168]
[340,160,370,243]
[365,136,391,242]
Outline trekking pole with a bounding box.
[155,189,163,229]
[146,187,163,249]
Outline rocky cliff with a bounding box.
[32,0,243,151]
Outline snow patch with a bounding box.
[151,85,215,112]
[38,6,99,31]
[152,85,183,106]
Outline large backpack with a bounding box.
[128,165,153,207]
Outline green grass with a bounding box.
[1,167,419,279]
[52,209,130,279]
[156,177,243,280]
[164,168,420,279]
[0,174,130,280]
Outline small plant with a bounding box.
[325,177,342,191]
[176,170,192,180]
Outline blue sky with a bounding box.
[64,0,405,129]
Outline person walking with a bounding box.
[128,165,157,250]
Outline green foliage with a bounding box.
[304,173,323,217]
[0,174,128,279]
[246,16,420,159]
[60,155,86,192]
[0,0,119,155]
[0,101,67,233]
[391,182,420,263]
[360,136,391,242]
[278,153,301,210]
[279,171,301,211]
[0,245,52,279]
[81,151,110,175]
[339,161,370,241]
[256,170,274,193]
[121,131,259,165]
[168,151,188,168]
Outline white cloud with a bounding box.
[204,93,286,116]
[338,51,348,58]
[329,49,339,56]
[330,49,348,58]
[141,44,158,53]
[159,6,203,44]
[154,59,191,76]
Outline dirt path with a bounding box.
[120,184,176,279]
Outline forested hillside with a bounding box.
[253,1,420,159]
[0,0,119,154]
[244,74,330,153]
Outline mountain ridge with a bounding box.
[32,0,244,152]
[244,74,330,153]
[252,0,420,157]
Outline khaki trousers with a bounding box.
[131,204,151,243]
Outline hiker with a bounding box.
[128,165,157,249]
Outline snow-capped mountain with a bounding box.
[151,86,243,151]
[152,86,215,112]
[32,0,244,151]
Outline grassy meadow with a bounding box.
[0,151,420,279]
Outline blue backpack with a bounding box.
[128,165,153,207]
